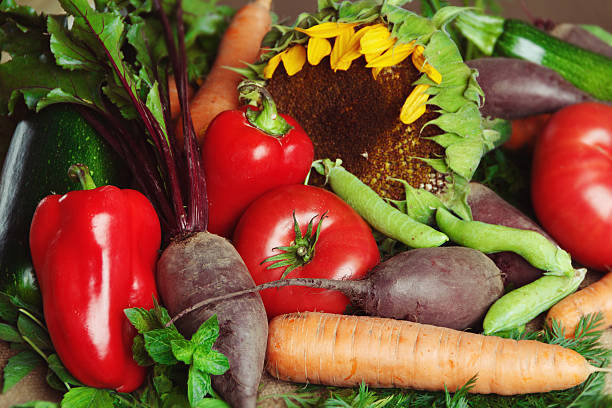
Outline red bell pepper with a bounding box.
[29,164,160,392]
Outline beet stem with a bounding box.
[166,277,368,327]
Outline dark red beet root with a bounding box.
[156,231,267,408]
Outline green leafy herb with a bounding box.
[2,350,43,393]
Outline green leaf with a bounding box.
[192,348,229,376]
[0,21,48,57]
[133,334,154,366]
[0,292,19,323]
[0,322,22,342]
[17,313,52,351]
[47,15,99,71]
[431,6,466,29]
[423,104,482,137]
[152,301,173,327]
[61,387,115,408]
[144,328,184,365]
[391,178,445,225]
[195,399,231,408]
[454,11,504,56]
[48,354,83,386]
[445,137,487,180]
[152,369,174,395]
[45,369,67,392]
[170,338,194,365]
[2,350,42,392]
[124,307,161,334]
[11,401,59,408]
[187,366,212,407]
[191,315,220,349]
[145,81,169,143]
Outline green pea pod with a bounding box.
[321,159,449,248]
[435,207,573,276]
[483,268,586,335]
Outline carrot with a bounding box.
[546,271,612,338]
[175,0,272,146]
[503,114,551,151]
[266,312,601,395]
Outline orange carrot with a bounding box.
[175,0,272,146]
[266,312,599,395]
[168,75,194,120]
[503,114,551,151]
[546,271,612,338]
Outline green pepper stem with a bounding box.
[68,164,97,190]
[239,81,292,137]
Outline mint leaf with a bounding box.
[188,366,212,407]
[17,314,52,351]
[125,307,161,333]
[0,322,22,342]
[192,348,229,376]
[48,354,83,386]
[195,399,231,408]
[144,328,183,365]
[61,387,115,408]
[152,300,173,326]
[133,334,154,367]
[170,338,194,365]
[191,315,219,349]
[2,350,42,392]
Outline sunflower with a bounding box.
[241,1,501,221]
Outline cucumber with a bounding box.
[494,19,612,101]
[0,104,129,307]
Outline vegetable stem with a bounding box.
[67,164,97,190]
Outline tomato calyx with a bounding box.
[239,81,292,137]
[261,211,327,278]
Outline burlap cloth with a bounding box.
[2,271,612,408]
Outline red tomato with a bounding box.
[202,106,314,237]
[531,102,612,271]
[233,184,380,318]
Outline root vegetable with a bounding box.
[546,271,612,338]
[175,0,272,146]
[157,232,267,408]
[266,312,600,394]
[170,246,503,331]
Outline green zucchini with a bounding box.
[0,105,129,307]
[455,12,612,101]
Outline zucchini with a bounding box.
[455,12,612,101]
[0,105,129,307]
[495,19,612,101]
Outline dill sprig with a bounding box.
[259,313,611,408]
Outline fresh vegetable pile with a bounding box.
[1,0,612,407]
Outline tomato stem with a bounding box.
[261,211,327,278]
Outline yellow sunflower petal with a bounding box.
[411,45,427,71]
[330,27,354,71]
[295,22,357,38]
[424,64,443,84]
[359,25,395,55]
[263,51,285,79]
[400,84,431,124]
[281,45,307,76]
[366,41,416,68]
[307,37,332,65]
[411,45,442,84]
[371,66,383,79]
[364,50,384,63]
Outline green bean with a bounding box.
[322,160,449,248]
[483,268,586,335]
[435,207,573,276]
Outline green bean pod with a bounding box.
[323,160,449,248]
[483,268,586,335]
[435,207,573,276]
